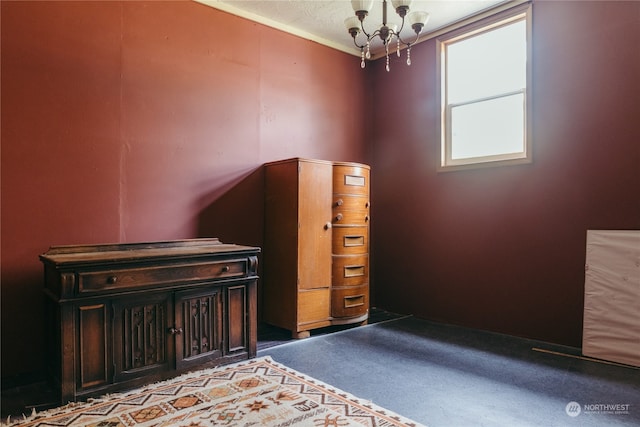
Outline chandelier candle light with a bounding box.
[345,0,429,71]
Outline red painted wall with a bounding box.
[3,0,638,383]
[1,1,367,378]
[369,0,640,347]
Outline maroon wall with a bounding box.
[1,1,367,378]
[369,0,640,347]
[3,0,638,383]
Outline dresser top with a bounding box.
[40,238,260,267]
[264,157,370,169]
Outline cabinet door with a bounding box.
[226,283,252,355]
[174,287,223,370]
[298,160,333,290]
[75,302,111,393]
[113,293,172,383]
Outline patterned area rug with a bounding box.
[6,356,425,427]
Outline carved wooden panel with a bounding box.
[124,304,165,370]
[175,288,222,370]
[113,293,171,381]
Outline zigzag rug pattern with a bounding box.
[6,356,425,427]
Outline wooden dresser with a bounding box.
[40,238,260,403]
[331,162,370,319]
[263,158,370,338]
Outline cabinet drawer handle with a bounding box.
[107,276,117,284]
[221,265,230,272]
[324,222,332,230]
[344,265,365,278]
[365,215,370,222]
[344,294,365,308]
[335,213,343,221]
[344,235,365,247]
[335,198,344,207]
[168,327,183,335]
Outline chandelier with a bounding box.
[344,0,430,71]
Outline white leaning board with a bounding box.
[582,230,640,367]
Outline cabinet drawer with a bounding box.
[332,209,370,226]
[298,288,330,325]
[79,260,247,293]
[331,284,369,318]
[332,195,370,211]
[333,165,369,195]
[332,226,368,255]
[332,255,368,286]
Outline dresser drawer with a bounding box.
[332,226,368,255]
[332,255,368,286]
[331,284,368,318]
[332,195,370,210]
[333,165,369,196]
[332,209,370,226]
[78,259,248,293]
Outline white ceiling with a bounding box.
[196,0,515,57]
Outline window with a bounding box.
[439,5,532,170]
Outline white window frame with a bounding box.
[438,4,532,171]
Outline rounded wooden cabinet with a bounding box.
[263,158,370,338]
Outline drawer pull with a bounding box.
[344,235,365,247]
[365,201,370,208]
[335,213,343,221]
[107,276,117,284]
[168,327,183,335]
[365,215,370,222]
[324,222,332,230]
[344,295,365,308]
[344,265,365,278]
[335,198,344,207]
[221,265,230,273]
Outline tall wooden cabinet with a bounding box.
[40,238,259,403]
[263,158,370,338]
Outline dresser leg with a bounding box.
[292,330,311,339]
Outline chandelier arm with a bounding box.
[396,30,421,48]
[396,15,406,36]
[370,28,382,43]
[359,19,373,39]
[351,36,368,50]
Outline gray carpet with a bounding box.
[259,316,640,427]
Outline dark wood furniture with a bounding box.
[263,158,370,338]
[40,238,259,404]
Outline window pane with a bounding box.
[451,93,524,160]
[448,20,526,104]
